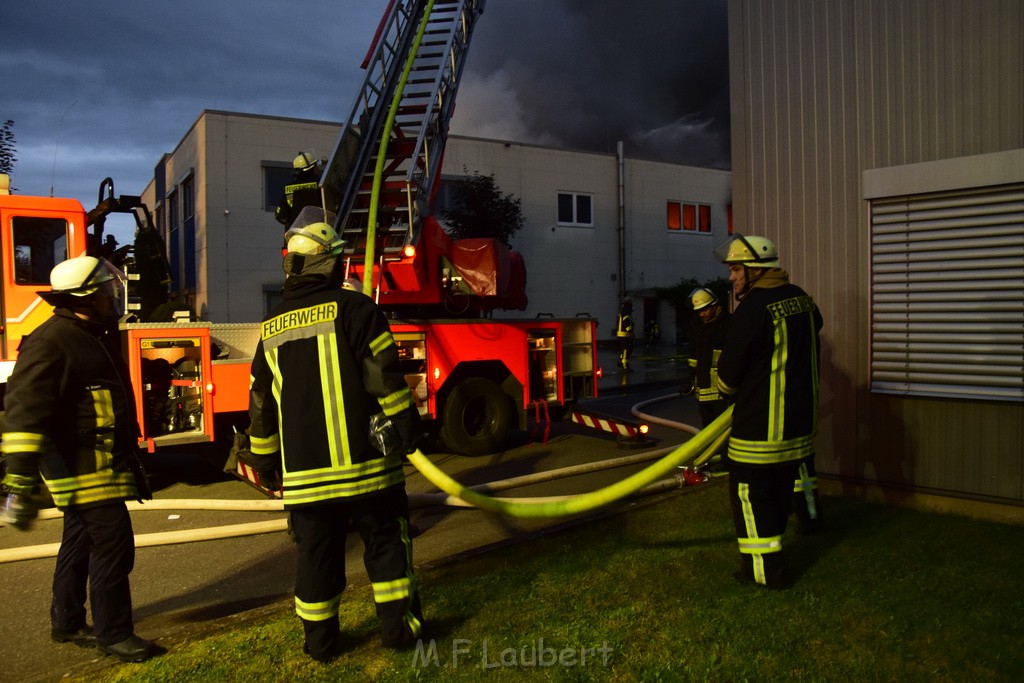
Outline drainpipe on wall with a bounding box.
[617,140,626,302]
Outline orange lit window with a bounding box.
[667,202,681,230]
[668,201,713,233]
[682,204,696,230]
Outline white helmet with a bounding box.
[284,206,344,255]
[50,256,115,296]
[716,234,780,268]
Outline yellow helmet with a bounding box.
[717,234,779,268]
[285,222,344,255]
[689,287,718,311]
[285,206,344,255]
[293,151,318,172]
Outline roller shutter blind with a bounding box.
[869,183,1024,402]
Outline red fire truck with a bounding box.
[0,0,599,466]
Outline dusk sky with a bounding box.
[3,1,729,244]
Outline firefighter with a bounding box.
[687,287,731,429]
[247,206,424,662]
[616,299,635,371]
[714,235,823,588]
[645,317,660,345]
[275,151,325,228]
[0,256,160,662]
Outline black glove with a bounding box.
[1,493,39,531]
[252,454,282,492]
[390,410,424,456]
[129,451,154,502]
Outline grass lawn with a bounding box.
[80,482,1024,681]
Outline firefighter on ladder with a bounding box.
[275,151,325,229]
[247,207,424,661]
[714,234,823,588]
[616,299,635,371]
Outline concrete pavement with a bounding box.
[0,347,695,681]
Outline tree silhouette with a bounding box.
[0,120,17,177]
[440,168,523,247]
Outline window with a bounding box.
[167,190,179,289]
[263,162,292,211]
[869,182,1024,402]
[12,217,67,284]
[557,192,593,227]
[264,284,284,316]
[182,174,196,291]
[433,176,470,215]
[667,201,711,232]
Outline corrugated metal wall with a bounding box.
[728,0,1024,502]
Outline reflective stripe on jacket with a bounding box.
[248,274,416,507]
[688,309,730,402]
[716,270,822,466]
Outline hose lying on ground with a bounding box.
[2,398,731,560]
[406,405,732,518]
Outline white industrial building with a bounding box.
[141,110,732,343]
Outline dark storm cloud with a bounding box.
[2,0,728,232]
[459,0,730,168]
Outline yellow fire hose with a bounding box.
[405,405,732,518]
[0,401,729,562]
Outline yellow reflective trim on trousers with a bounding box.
[1,431,48,454]
[768,319,787,441]
[737,483,765,584]
[318,332,351,467]
[372,577,412,603]
[399,516,422,637]
[687,358,698,368]
[793,461,818,492]
[295,593,342,621]
[379,386,414,416]
[370,331,394,356]
[795,462,819,518]
[738,536,783,554]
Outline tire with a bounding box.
[440,377,513,456]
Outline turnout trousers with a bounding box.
[289,486,423,659]
[727,461,799,587]
[792,455,823,534]
[52,502,136,646]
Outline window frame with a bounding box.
[262,161,292,212]
[666,200,712,233]
[557,192,594,228]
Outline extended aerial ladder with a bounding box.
[318,0,515,314]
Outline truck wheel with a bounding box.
[440,377,512,456]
